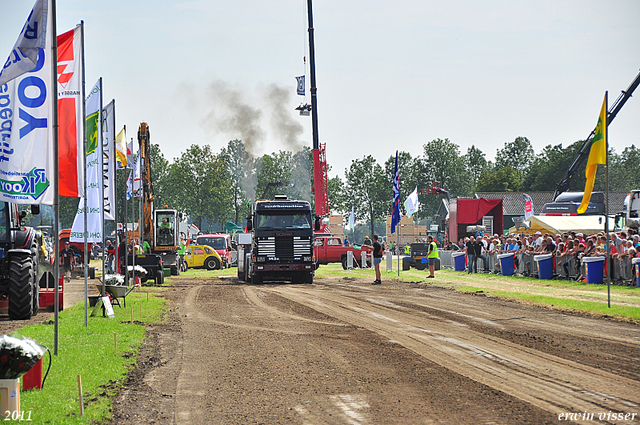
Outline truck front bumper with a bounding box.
[253,263,315,272]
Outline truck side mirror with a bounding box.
[314,215,321,231]
[31,205,40,215]
[246,219,253,231]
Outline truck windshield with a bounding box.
[256,213,311,229]
[0,202,7,241]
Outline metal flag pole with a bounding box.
[98,78,105,304]
[51,0,60,356]
[604,91,611,308]
[79,21,88,327]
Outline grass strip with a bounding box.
[14,291,166,424]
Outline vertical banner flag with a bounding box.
[126,137,134,168]
[57,24,84,197]
[126,150,141,200]
[523,193,534,219]
[349,205,354,229]
[296,76,305,96]
[0,0,48,86]
[101,100,116,220]
[115,127,127,168]
[0,0,54,204]
[577,93,608,214]
[391,150,401,234]
[70,79,102,242]
[404,186,419,218]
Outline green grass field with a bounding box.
[14,291,167,424]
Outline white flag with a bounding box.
[404,186,419,218]
[102,100,116,220]
[126,138,134,169]
[523,193,534,220]
[0,0,54,204]
[70,79,103,242]
[0,0,48,86]
[126,151,141,200]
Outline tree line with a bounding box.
[47,136,639,235]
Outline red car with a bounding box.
[196,234,233,268]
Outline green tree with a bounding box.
[464,145,488,190]
[609,145,640,191]
[255,151,293,200]
[220,139,251,224]
[495,136,534,182]
[343,155,387,237]
[476,166,521,192]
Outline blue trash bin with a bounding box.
[633,258,640,287]
[452,252,466,271]
[583,256,605,284]
[498,253,515,276]
[534,253,553,280]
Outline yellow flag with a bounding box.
[577,93,607,214]
[115,127,128,169]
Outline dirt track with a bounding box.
[103,275,640,424]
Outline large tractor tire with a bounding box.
[9,254,35,320]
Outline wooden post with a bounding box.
[77,374,84,417]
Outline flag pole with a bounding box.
[51,0,60,356]
[605,91,611,308]
[79,20,88,327]
[98,78,105,303]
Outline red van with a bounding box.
[196,234,233,268]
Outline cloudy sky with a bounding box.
[1,0,639,178]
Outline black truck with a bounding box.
[240,196,319,284]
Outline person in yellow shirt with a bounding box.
[427,235,439,278]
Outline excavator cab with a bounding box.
[154,209,178,248]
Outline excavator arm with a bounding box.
[553,70,640,199]
[138,122,154,244]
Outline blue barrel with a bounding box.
[452,252,466,271]
[633,258,640,287]
[498,253,515,276]
[583,256,605,284]
[534,253,553,280]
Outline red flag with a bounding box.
[57,25,84,197]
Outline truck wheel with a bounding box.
[341,255,348,270]
[171,265,180,276]
[251,271,263,284]
[205,257,221,270]
[238,269,245,281]
[304,273,314,284]
[9,254,35,320]
[89,267,96,279]
[156,269,165,285]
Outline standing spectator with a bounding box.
[105,240,115,274]
[427,235,438,278]
[466,236,476,274]
[475,235,488,272]
[372,235,384,285]
[118,236,128,275]
[61,242,73,282]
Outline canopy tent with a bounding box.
[508,215,615,236]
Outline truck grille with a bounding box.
[258,236,311,259]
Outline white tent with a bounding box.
[509,215,615,236]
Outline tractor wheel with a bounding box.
[31,246,39,316]
[205,257,221,270]
[9,254,35,320]
[171,265,180,276]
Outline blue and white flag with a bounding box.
[404,186,419,218]
[391,151,400,234]
[349,205,355,229]
[296,76,305,96]
[0,0,48,86]
[0,0,54,205]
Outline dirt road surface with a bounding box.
[105,275,639,424]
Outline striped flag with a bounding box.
[391,151,400,234]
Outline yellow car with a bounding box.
[184,244,223,270]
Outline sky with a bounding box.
[1,0,639,180]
